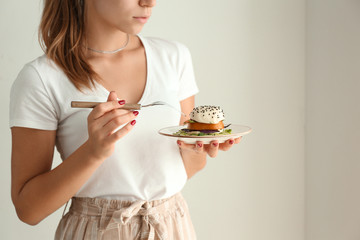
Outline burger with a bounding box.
[174,105,232,136]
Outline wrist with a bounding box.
[180,150,207,179]
[81,140,107,163]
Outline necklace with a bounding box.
[86,34,130,54]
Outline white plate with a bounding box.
[158,124,252,144]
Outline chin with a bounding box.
[121,27,144,36]
[133,26,146,35]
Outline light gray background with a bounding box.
[306,0,360,239]
[0,0,358,240]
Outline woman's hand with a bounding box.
[178,96,243,178]
[10,91,138,225]
[85,91,138,160]
[177,137,242,178]
[178,137,242,158]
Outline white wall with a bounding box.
[306,1,360,240]
[0,1,65,239]
[143,1,305,239]
[0,1,305,239]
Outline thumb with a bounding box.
[107,91,118,102]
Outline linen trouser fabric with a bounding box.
[55,193,196,240]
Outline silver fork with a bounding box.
[71,100,186,116]
[141,101,186,116]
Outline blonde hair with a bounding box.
[39,0,98,90]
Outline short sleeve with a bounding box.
[9,64,58,130]
[177,44,199,101]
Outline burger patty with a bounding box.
[186,120,225,131]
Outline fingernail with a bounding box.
[133,111,139,116]
[212,142,218,147]
[197,143,203,148]
[118,100,125,105]
[177,141,182,146]
[131,120,136,125]
[229,140,234,145]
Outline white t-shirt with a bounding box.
[9,36,199,201]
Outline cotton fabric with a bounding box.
[9,35,199,201]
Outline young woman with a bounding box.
[10,0,241,239]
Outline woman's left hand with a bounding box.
[177,137,242,178]
[178,137,242,158]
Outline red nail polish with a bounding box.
[118,100,125,105]
[212,142,218,147]
[197,143,203,148]
[131,120,136,125]
[177,141,182,146]
[229,140,234,145]
[133,111,139,116]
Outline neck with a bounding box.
[84,3,129,53]
[86,34,130,54]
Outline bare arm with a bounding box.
[11,128,103,225]
[11,92,138,225]
[179,96,194,126]
[178,96,242,179]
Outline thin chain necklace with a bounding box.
[86,34,130,54]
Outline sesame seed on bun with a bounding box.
[190,105,225,124]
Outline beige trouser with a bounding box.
[55,193,196,240]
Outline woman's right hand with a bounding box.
[11,91,137,225]
[85,91,138,160]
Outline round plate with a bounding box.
[158,124,252,144]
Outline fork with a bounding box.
[71,100,186,116]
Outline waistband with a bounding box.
[67,193,185,240]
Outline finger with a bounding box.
[205,140,219,158]
[195,141,204,153]
[89,91,123,120]
[89,99,126,120]
[177,140,184,148]
[219,138,235,151]
[107,119,137,143]
[97,108,135,128]
[234,137,242,144]
[93,91,122,122]
[177,140,194,150]
[177,140,204,153]
[103,111,139,136]
[107,91,118,101]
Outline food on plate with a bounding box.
[173,105,232,136]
